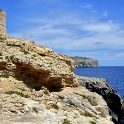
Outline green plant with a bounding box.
[5,91,29,98]
[90,121,96,124]
[22,43,25,45]
[5,56,10,62]
[20,49,29,54]
[0,37,3,40]
[62,119,70,124]
[18,87,26,91]
[5,56,9,59]
[0,53,2,56]
[43,90,49,95]
[83,113,93,117]
[33,54,36,57]
[83,95,91,102]
[32,107,38,113]
[1,73,9,78]
[10,55,15,60]
[0,37,6,41]
[52,104,59,110]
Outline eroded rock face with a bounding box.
[77,76,124,124]
[0,78,114,124]
[70,56,99,67]
[0,37,78,90]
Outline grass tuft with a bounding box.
[52,104,59,110]
[1,73,9,78]
[43,90,49,95]
[10,55,15,60]
[83,113,93,117]
[0,53,2,56]
[32,107,38,113]
[90,121,96,124]
[20,49,29,54]
[5,91,29,98]
[62,119,70,124]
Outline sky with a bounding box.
[1,0,124,66]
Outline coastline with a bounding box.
[77,75,124,124]
[0,36,120,124]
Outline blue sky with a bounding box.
[1,0,124,66]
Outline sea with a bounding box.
[74,66,124,124]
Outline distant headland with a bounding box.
[70,56,99,67]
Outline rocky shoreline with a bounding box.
[0,76,115,124]
[77,76,124,124]
[0,36,123,124]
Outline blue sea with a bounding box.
[74,66,124,99]
[74,66,124,123]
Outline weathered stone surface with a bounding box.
[0,9,120,124]
[70,56,99,67]
[77,76,124,123]
[0,37,78,90]
[0,9,6,37]
[0,80,114,124]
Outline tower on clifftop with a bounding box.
[0,9,6,37]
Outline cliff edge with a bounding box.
[0,36,79,91]
[0,36,115,124]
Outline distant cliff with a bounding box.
[70,56,99,67]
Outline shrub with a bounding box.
[5,91,29,98]
[62,119,70,124]
[0,53,2,56]
[83,95,91,102]
[43,90,49,95]
[18,87,26,91]
[20,49,29,54]
[90,121,96,124]
[5,56,10,62]
[0,37,3,40]
[83,113,93,117]
[52,104,59,110]
[10,55,15,60]
[1,73,9,78]
[32,107,38,113]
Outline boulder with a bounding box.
[77,76,124,123]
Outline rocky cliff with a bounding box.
[77,76,124,124]
[70,56,99,67]
[0,36,123,124]
[0,36,78,90]
[0,76,114,124]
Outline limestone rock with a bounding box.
[77,76,123,123]
[0,9,119,124]
[0,86,114,124]
[0,37,78,90]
